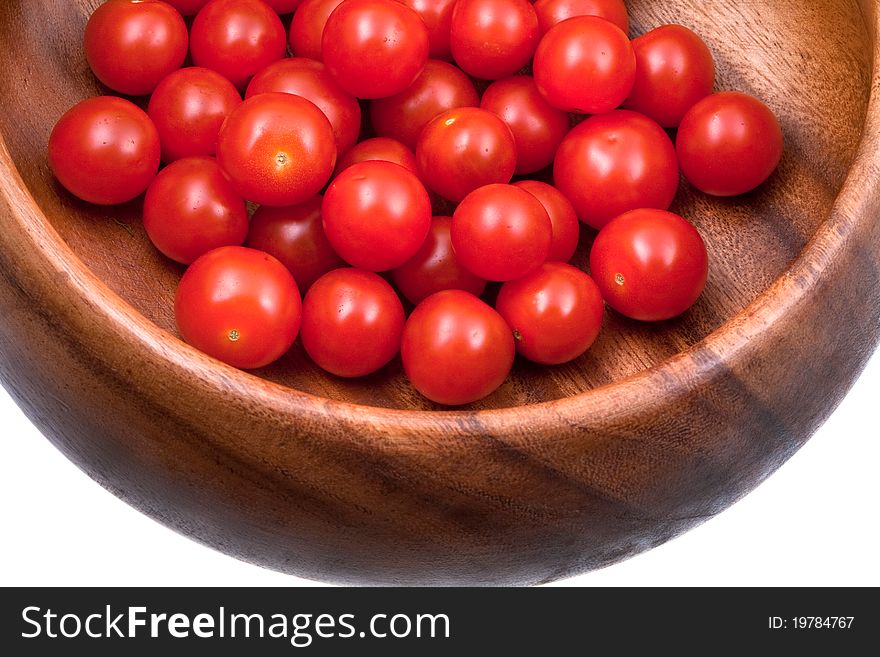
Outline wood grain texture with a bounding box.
[0,0,878,585]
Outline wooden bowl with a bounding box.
[1,0,879,586]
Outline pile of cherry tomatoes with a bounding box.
[48,0,783,406]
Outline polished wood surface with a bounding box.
[0,0,878,584]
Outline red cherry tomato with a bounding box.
[622,24,715,128]
[301,268,405,377]
[496,262,604,364]
[450,0,540,80]
[394,0,457,60]
[416,107,517,202]
[48,96,160,205]
[392,216,487,304]
[163,0,211,15]
[322,0,429,99]
[513,180,579,262]
[191,0,287,89]
[245,196,345,291]
[175,246,302,369]
[370,59,480,150]
[322,161,432,271]
[533,15,635,114]
[401,290,515,405]
[148,67,243,163]
[246,57,362,154]
[553,109,679,229]
[144,157,249,264]
[451,183,552,281]
[677,91,784,196]
[480,75,570,175]
[288,0,345,60]
[216,92,337,206]
[533,0,628,37]
[335,138,419,177]
[589,209,708,322]
[84,0,188,96]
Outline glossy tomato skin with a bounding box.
[288,0,346,60]
[481,75,570,175]
[554,110,679,229]
[401,290,515,405]
[392,216,487,304]
[533,15,635,114]
[175,246,302,369]
[143,157,249,264]
[451,183,552,281]
[246,58,362,154]
[190,0,287,89]
[48,96,160,205]
[246,196,345,291]
[450,0,539,80]
[163,0,211,15]
[335,138,419,177]
[84,0,188,96]
[370,60,480,150]
[590,209,708,321]
[677,91,783,196]
[322,161,432,271]
[416,107,517,202]
[533,0,628,36]
[322,0,429,99]
[496,262,604,364]
[148,67,243,163]
[301,268,405,377]
[513,180,579,262]
[394,0,457,60]
[216,92,337,206]
[623,24,715,128]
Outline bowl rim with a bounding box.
[1,3,878,439]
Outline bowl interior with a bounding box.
[0,0,871,410]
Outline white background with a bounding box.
[2,351,878,587]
